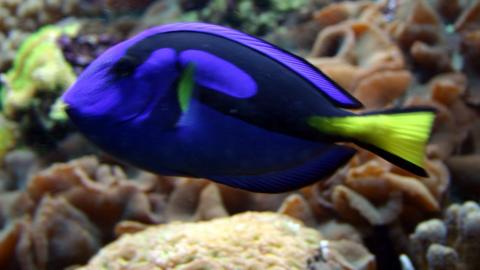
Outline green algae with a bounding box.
[175,0,309,35]
[0,115,17,160]
[0,22,80,119]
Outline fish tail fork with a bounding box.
[307,108,436,176]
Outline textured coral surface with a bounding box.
[78,212,322,270]
[409,201,480,270]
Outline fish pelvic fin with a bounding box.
[307,108,436,176]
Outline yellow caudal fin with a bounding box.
[307,109,436,176]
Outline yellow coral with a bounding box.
[0,114,16,159]
[1,22,79,117]
[78,212,322,270]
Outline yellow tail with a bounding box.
[308,109,435,176]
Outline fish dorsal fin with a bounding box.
[139,22,362,108]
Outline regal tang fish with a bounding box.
[62,22,435,193]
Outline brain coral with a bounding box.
[78,212,322,270]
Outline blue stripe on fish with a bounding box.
[178,49,258,98]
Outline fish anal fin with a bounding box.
[207,145,356,193]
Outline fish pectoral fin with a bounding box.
[177,63,196,113]
[205,145,356,193]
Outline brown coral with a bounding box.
[446,155,480,198]
[385,0,456,81]
[353,70,412,109]
[454,1,480,32]
[332,184,403,225]
[433,0,465,23]
[307,239,376,270]
[302,151,449,227]
[278,193,317,227]
[2,1,480,269]
[192,183,229,221]
[456,6,480,105]
[312,0,468,85]
[461,30,480,74]
[26,157,170,238]
[103,0,154,13]
[387,0,442,49]
[0,154,382,270]
[308,20,410,107]
[410,41,453,76]
[313,1,371,27]
[0,156,175,269]
[404,72,476,161]
[312,1,386,28]
[311,21,405,73]
[0,196,100,270]
[29,196,101,269]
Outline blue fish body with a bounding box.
[63,23,434,193]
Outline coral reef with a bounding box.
[137,0,328,50]
[1,149,39,191]
[0,156,375,270]
[26,157,169,239]
[302,0,477,233]
[308,19,410,109]
[1,23,78,117]
[57,17,138,75]
[78,212,322,269]
[406,72,476,161]
[0,193,99,270]
[0,157,168,270]
[446,155,480,199]
[102,0,154,13]
[0,22,83,154]
[79,211,376,270]
[0,0,101,72]
[142,0,313,35]
[408,201,480,270]
[0,0,479,269]
[454,1,480,106]
[58,33,122,75]
[0,30,29,74]
[0,116,17,163]
[307,240,376,270]
[301,151,449,227]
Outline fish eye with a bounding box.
[111,55,138,77]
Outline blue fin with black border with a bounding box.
[206,145,356,193]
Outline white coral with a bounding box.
[78,212,322,270]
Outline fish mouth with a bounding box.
[50,98,70,120]
[58,98,70,111]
